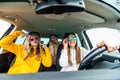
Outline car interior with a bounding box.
[0,0,120,80]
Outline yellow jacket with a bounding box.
[0,31,52,74]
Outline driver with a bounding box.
[59,33,119,72]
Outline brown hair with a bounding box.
[67,33,81,66]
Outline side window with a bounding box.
[41,38,62,45]
[0,19,16,54]
[0,19,15,39]
[82,28,120,50]
[41,38,49,45]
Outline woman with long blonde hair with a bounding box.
[0,31,52,74]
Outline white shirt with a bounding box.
[59,47,89,72]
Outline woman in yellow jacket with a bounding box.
[0,31,52,74]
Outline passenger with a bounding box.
[44,34,59,71]
[59,33,119,72]
[0,31,52,74]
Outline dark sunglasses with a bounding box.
[68,37,77,41]
[30,37,39,41]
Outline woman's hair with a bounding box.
[50,34,58,38]
[23,31,43,60]
[67,33,81,66]
[49,34,58,42]
[62,33,69,39]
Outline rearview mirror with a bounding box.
[35,0,85,14]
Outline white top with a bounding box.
[59,47,89,72]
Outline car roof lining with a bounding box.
[0,0,119,38]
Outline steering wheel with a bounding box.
[79,46,109,70]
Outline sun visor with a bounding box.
[35,0,85,14]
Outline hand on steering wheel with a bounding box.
[78,45,120,70]
[97,40,119,53]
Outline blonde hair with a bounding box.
[23,33,43,60]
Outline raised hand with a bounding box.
[63,38,68,50]
[20,32,28,38]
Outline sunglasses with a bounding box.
[68,37,77,41]
[30,37,39,41]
